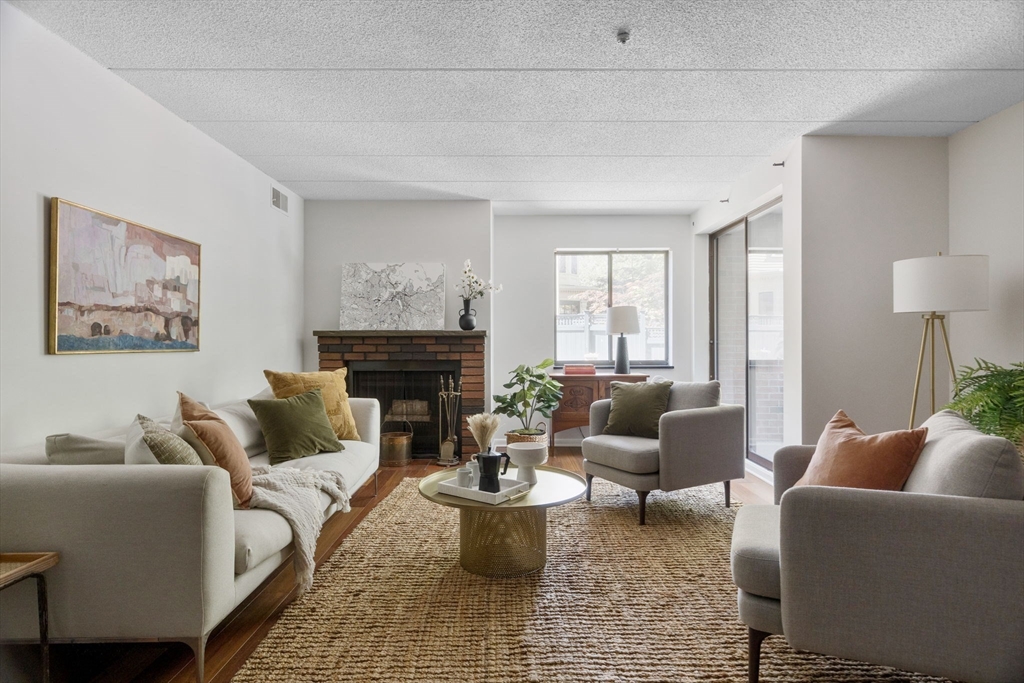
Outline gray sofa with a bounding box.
[582,381,745,524]
[731,410,1024,683]
[0,392,381,682]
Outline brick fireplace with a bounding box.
[314,330,486,456]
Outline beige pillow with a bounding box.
[264,369,360,441]
[796,410,928,491]
[176,392,253,507]
[45,433,126,465]
[126,415,203,466]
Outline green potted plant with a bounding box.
[945,359,1024,456]
[492,359,563,445]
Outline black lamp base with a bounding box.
[614,333,630,374]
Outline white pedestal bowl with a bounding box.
[507,442,549,485]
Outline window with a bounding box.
[555,249,669,366]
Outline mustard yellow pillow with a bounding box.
[263,368,360,441]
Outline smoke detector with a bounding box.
[616,29,630,44]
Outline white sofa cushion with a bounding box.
[235,441,377,574]
[45,432,126,465]
[214,387,273,457]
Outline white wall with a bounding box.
[948,102,1024,368]
[800,136,949,439]
[302,200,493,372]
[0,2,304,449]
[492,214,692,438]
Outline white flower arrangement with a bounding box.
[455,259,502,300]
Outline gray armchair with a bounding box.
[730,410,1024,683]
[581,381,745,525]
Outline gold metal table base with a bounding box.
[459,507,547,578]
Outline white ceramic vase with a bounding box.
[506,442,548,485]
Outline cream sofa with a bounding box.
[0,392,380,682]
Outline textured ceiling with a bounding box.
[11,0,1024,214]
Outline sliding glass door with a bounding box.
[711,201,784,470]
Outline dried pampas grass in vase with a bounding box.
[466,413,501,454]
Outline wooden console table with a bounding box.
[548,373,649,445]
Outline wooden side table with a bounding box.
[0,552,59,683]
[548,373,649,446]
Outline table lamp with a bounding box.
[893,254,989,428]
[607,306,640,374]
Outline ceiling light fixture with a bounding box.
[616,29,630,44]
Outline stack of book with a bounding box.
[563,364,597,375]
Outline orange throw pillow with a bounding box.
[177,392,253,508]
[263,368,360,441]
[796,410,928,491]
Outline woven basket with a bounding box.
[505,422,548,446]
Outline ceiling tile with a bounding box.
[114,69,1023,124]
[196,120,822,156]
[246,155,765,183]
[11,0,1024,69]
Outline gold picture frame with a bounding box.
[49,198,201,354]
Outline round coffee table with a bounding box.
[418,465,587,578]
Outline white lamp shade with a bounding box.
[893,255,989,313]
[607,305,640,335]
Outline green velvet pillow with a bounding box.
[248,388,344,465]
[603,381,673,439]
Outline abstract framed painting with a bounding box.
[49,198,201,354]
[339,263,445,330]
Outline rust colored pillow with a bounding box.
[176,392,253,508]
[263,368,360,441]
[796,410,928,491]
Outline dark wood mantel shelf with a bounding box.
[314,330,486,337]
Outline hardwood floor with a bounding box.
[13,450,772,683]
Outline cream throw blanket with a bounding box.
[249,465,351,594]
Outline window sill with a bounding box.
[553,365,674,371]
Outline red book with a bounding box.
[563,364,597,375]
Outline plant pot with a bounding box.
[505,430,547,446]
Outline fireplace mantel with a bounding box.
[315,330,486,454]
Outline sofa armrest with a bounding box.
[589,399,612,436]
[772,445,816,503]
[349,397,380,447]
[658,404,746,491]
[0,464,235,642]
[780,485,1024,683]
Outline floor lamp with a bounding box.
[893,254,989,429]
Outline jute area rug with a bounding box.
[233,478,949,683]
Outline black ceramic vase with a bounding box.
[459,298,477,331]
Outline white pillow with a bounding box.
[215,387,273,457]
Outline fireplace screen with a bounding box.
[348,361,460,458]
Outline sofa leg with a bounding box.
[185,635,207,683]
[373,470,379,498]
[638,490,649,525]
[724,480,731,507]
[585,473,594,501]
[748,627,770,683]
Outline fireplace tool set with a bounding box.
[437,376,462,466]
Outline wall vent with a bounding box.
[271,187,289,213]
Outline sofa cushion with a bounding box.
[125,415,202,466]
[45,432,125,465]
[796,410,927,491]
[177,393,253,507]
[581,435,660,474]
[903,410,1024,500]
[248,389,343,465]
[603,381,673,439]
[264,368,360,441]
[731,505,781,600]
[249,439,378,512]
[666,380,721,412]
[214,387,273,457]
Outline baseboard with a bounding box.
[745,460,773,485]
